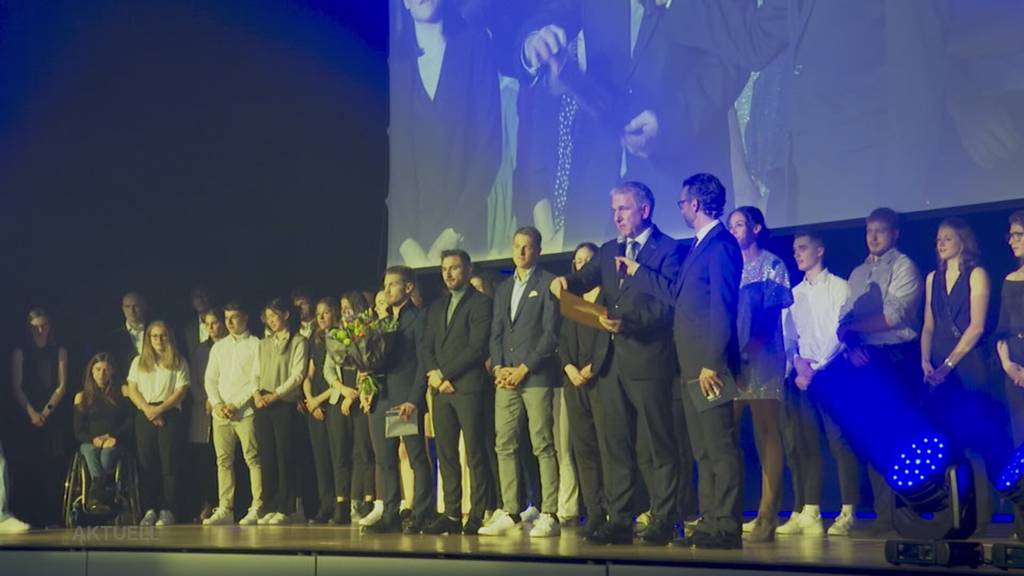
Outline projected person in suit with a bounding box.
[479,226,561,538]
[420,249,494,535]
[388,0,502,266]
[549,181,681,546]
[617,173,744,550]
[517,0,748,244]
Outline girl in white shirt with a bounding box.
[127,320,189,527]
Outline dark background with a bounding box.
[2,0,1023,515]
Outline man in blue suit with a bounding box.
[480,226,562,538]
[550,181,682,545]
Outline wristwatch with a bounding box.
[943,358,955,369]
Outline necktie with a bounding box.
[627,239,639,261]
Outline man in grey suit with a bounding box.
[480,226,562,538]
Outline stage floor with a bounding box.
[0,523,1018,575]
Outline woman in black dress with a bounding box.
[999,210,1024,443]
[921,217,1010,534]
[10,307,69,527]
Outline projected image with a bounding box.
[387,0,1024,267]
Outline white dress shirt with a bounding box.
[127,322,145,354]
[205,332,260,417]
[128,356,190,406]
[693,219,720,247]
[511,267,536,320]
[783,269,851,370]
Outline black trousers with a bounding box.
[598,352,679,525]
[432,391,490,520]
[254,401,296,514]
[308,404,358,513]
[679,378,742,535]
[782,377,823,510]
[563,379,608,522]
[369,400,434,522]
[671,386,699,521]
[350,409,375,501]
[183,437,218,520]
[481,384,501,511]
[135,408,183,513]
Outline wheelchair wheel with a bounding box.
[113,452,142,526]
[62,452,88,528]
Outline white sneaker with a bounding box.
[478,509,517,536]
[238,508,260,526]
[635,510,653,528]
[268,512,289,526]
[774,513,803,535]
[140,509,158,527]
[257,511,277,525]
[0,515,31,533]
[828,512,855,536]
[202,508,234,526]
[358,500,384,527]
[742,518,758,533]
[520,505,540,523]
[797,511,825,536]
[529,513,561,538]
[482,509,495,526]
[155,510,175,526]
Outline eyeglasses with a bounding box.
[676,199,692,210]
[1009,232,1024,243]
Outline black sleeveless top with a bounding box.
[998,279,1024,367]
[309,335,330,397]
[931,268,989,390]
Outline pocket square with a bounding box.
[528,290,539,298]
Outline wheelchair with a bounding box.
[62,448,141,528]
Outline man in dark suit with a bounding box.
[518,0,749,245]
[480,226,561,537]
[365,266,436,534]
[619,173,744,549]
[549,181,681,545]
[107,291,148,379]
[420,250,494,535]
[182,287,212,364]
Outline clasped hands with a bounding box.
[564,363,593,387]
[494,364,529,390]
[91,434,118,449]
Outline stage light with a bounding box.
[991,543,1024,569]
[884,540,983,568]
[997,442,1024,503]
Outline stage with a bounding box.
[0,523,1018,575]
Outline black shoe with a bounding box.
[463,516,484,535]
[363,514,401,534]
[699,531,742,550]
[638,519,674,546]
[588,521,633,545]
[422,514,462,535]
[403,515,429,535]
[678,528,712,548]
[309,509,332,525]
[330,505,351,526]
[581,516,607,540]
[355,500,374,519]
[399,508,413,521]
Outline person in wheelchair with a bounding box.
[74,353,131,514]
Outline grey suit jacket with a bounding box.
[489,268,561,388]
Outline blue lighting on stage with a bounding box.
[889,436,949,491]
[998,443,1024,493]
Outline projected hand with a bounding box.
[949,96,1021,169]
[523,25,568,71]
[623,110,659,158]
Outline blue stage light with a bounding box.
[997,442,1024,493]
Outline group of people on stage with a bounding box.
[4,172,1024,552]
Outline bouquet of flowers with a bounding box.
[325,309,400,398]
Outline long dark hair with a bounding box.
[392,0,464,60]
[729,206,769,245]
[937,217,980,273]
[339,291,371,324]
[313,297,339,347]
[80,353,120,412]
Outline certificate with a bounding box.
[559,291,609,331]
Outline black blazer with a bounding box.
[182,316,204,365]
[633,222,742,381]
[558,290,605,378]
[565,225,681,381]
[420,285,493,396]
[489,268,560,388]
[381,303,427,408]
[106,327,140,383]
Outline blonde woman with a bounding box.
[127,321,190,527]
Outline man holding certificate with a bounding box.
[550,181,681,546]
[617,173,744,550]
